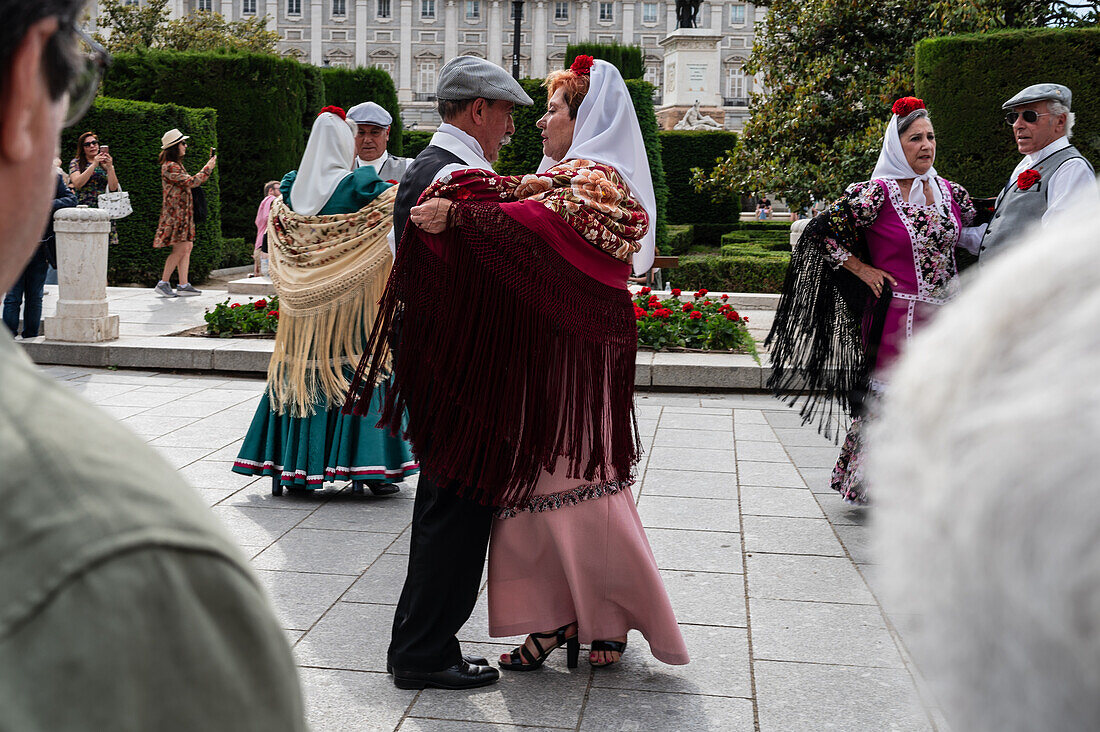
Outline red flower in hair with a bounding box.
[891,97,925,118]
[570,55,594,76]
[319,105,347,119]
[1016,169,1041,191]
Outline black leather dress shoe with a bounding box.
[387,654,488,674]
[392,660,500,690]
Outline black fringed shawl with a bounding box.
[765,200,892,440]
[343,199,641,510]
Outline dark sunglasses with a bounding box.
[1005,110,1052,125]
[82,140,99,147]
[62,27,111,129]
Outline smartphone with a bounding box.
[100,144,109,154]
[210,147,217,155]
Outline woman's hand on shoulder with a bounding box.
[410,198,453,234]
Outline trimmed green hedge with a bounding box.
[496,78,668,253]
[666,221,791,255]
[218,237,252,269]
[674,253,790,294]
[63,97,221,286]
[103,50,315,241]
[565,43,644,79]
[402,130,434,159]
[916,28,1100,197]
[659,130,739,225]
[321,66,404,156]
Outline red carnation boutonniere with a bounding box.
[319,105,347,120]
[891,96,926,118]
[570,55,594,76]
[1016,169,1041,191]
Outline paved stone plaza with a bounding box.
[43,364,939,731]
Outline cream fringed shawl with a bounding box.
[266,185,397,417]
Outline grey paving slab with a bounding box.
[657,412,733,432]
[251,527,393,574]
[294,601,393,672]
[120,413,201,437]
[151,445,216,468]
[636,418,658,438]
[579,688,755,731]
[732,409,768,425]
[639,469,737,500]
[408,643,588,729]
[297,494,414,534]
[210,505,307,549]
[785,445,844,469]
[763,410,816,429]
[635,393,705,408]
[195,487,237,507]
[659,406,735,416]
[299,667,417,732]
[754,661,933,732]
[224,480,337,510]
[343,552,409,606]
[746,553,876,605]
[737,460,806,488]
[141,400,231,418]
[731,422,778,441]
[399,721,565,732]
[645,527,742,573]
[176,459,258,490]
[647,446,737,473]
[749,598,904,668]
[660,569,746,628]
[591,625,751,698]
[652,428,734,449]
[798,466,835,494]
[206,438,245,461]
[742,515,845,557]
[637,495,740,532]
[739,486,824,519]
[817,494,870,526]
[773,426,835,447]
[734,440,789,463]
[254,569,357,630]
[833,521,877,565]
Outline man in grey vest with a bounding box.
[964,83,1098,261]
[386,55,533,691]
[348,101,409,181]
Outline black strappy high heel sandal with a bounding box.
[589,639,628,668]
[499,623,579,672]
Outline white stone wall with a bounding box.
[87,0,759,130]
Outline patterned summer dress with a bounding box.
[825,177,976,503]
[67,158,119,247]
[152,160,214,248]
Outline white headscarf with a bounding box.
[290,111,358,216]
[871,113,941,207]
[538,60,657,276]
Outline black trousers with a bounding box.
[388,471,495,672]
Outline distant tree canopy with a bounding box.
[95,0,280,54]
[694,0,1099,209]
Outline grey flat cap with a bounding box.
[1003,83,1072,110]
[348,101,392,127]
[436,56,534,106]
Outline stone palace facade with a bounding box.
[87,0,761,129]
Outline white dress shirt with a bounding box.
[355,150,389,173]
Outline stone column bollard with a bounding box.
[790,218,808,250]
[44,206,119,342]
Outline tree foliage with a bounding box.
[96,0,279,54]
[694,0,1098,209]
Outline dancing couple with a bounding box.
[344,55,689,689]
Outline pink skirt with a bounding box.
[487,461,690,665]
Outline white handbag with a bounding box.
[97,190,133,219]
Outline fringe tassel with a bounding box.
[344,202,641,509]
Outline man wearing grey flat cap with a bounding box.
[348,101,409,180]
[964,83,1098,262]
[385,55,533,692]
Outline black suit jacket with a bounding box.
[392,145,465,248]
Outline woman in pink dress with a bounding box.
[767,96,978,504]
[346,58,687,671]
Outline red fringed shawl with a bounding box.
[343,167,644,509]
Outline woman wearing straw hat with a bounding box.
[152,128,216,297]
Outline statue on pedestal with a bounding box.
[674,100,723,130]
[675,0,703,29]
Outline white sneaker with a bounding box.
[176,283,202,296]
[154,281,178,298]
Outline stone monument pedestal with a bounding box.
[44,207,119,343]
[657,28,724,129]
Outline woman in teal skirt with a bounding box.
[233,106,417,496]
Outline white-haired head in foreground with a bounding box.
[868,212,1100,732]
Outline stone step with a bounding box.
[227,276,276,296]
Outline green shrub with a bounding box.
[321,66,404,156]
[673,253,790,294]
[665,224,693,255]
[217,237,253,269]
[659,130,739,225]
[402,130,434,159]
[104,50,316,241]
[733,220,792,231]
[564,43,644,79]
[205,296,279,336]
[633,289,755,353]
[916,28,1100,197]
[63,96,221,285]
[627,79,669,255]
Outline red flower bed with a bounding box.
[633,289,755,353]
